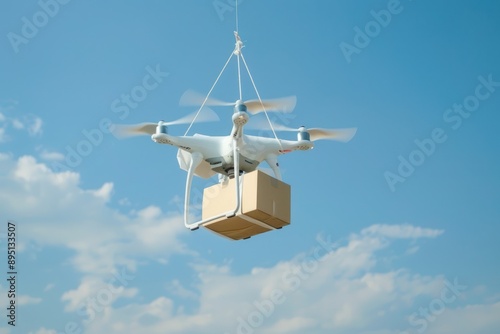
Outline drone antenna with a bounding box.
[235,0,239,34]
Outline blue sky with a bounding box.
[1,0,500,333]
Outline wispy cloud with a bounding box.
[0,153,190,321]
[361,224,444,239]
[0,127,7,142]
[44,284,56,292]
[28,116,43,136]
[18,295,43,306]
[0,284,42,308]
[72,222,495,334]
[0,101,43,141]
[425,302,500,334]
[38,149,65,162]
[29,329,57,334]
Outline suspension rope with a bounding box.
[235,0,239,34]
[236,36,243,100]
[240,53,283,151]
[235,2,243,100]
[184,50,235,136]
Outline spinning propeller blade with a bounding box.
[112,108,219,138]
[179,90,233,108]
[179,89,296,114]
[248,120,357,142]
[307,127,357,142]
[244,96,296,114]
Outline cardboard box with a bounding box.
[202,170,291,240]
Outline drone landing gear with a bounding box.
[184,141,242,231]
[183,141,291,240]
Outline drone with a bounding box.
[114,32,357,231]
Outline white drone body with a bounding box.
[157,104,313,182]
[115,32,356,231]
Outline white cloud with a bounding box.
[1,155,188,266]
[29,328,57,334]
[166,280,198,300]
[12,118,24,129]
[0,127,7,142]
[0,284,42,308]
[18,295,42,306]
[361,224,444,239]
[409,302,500,334]
[44,284,56,292]
[0,153,497,334]
[75,224,458,334]
[87,182,114,202]
[0,153,190,317]
[61,275,138,313]
[0,100,43,140]
[73,223,499,334]
[28,116,43,136]
[265,316,317,333]
[38,149,65,162]
[118,197,131,206]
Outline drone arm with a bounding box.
[183,140,242,231]
[249,138,313,159]
[277,139,314,154]
[153,133,221,158]
[244,135,314,158]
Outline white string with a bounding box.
[237,51,243,100]
[235,0,239,34]
[240,53,283,151]
[235,1,243,100]
[184,50,235,136]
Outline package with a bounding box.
[202,170,291,240]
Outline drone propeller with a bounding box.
[112,108,219,138]
[249,120,357,142]
[179,89,296,114]
[306,127,357,142]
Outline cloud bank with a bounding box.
[0,153,498,334]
